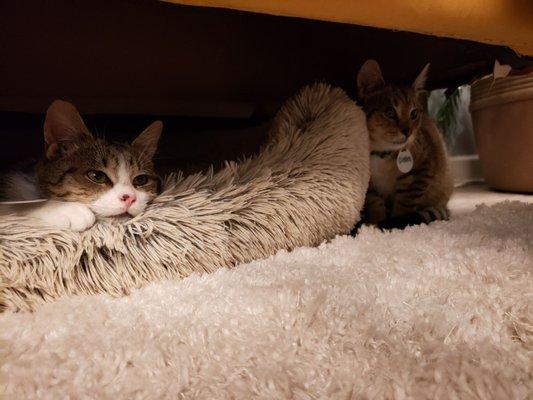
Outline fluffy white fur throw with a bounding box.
[1,202,531,398]
[0,84,370,312]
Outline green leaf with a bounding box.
[435,87,461,146]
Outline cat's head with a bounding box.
[356,60,429,151]
[36,100,162,218]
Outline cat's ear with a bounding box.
[357,59,385,100]
[132,121,163,159]
[413,63,430,92]
[44,100,92,159]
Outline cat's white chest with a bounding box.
[370,156,397,198]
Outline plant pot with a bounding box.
[470,73,533,193]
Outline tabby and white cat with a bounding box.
[0,100,162,231]
[356,60,453,229]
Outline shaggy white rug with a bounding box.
[1,200,532,399]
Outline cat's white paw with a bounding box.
[28,201,96,232]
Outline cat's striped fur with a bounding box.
[0,100,163,231]
[356,60,453,230]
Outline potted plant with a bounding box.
[429,62,533,193]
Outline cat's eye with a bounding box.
[410,109,419,120]
[385,107,397,120]
[87,170,109,184]
[133,174,149,187]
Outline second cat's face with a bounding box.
[363,86,423,151]
[36,100,163,218]
[356,60,429,151]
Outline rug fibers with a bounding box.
[1,201,532,399]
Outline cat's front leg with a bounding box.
[362,190,387,225]
[391,173,422,218]
[27,200,96,232]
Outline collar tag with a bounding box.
[396,149,413,173]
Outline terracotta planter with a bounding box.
[470,74,533,193]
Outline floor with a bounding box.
[449,181,533,216]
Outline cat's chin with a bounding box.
[111,213,132,220]
[88,203,146,219]
[93,208,146,219]
[94,212,133,221]
[391,140,407,146]
[90,208,133,219]
[371,137,413,152]
[371,143,405,152]
[113,212,130,217]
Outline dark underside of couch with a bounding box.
[0,0,531,172]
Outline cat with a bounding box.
[356,60,453,230]
[0,100,163,231]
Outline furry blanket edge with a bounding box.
[0,83,369,312]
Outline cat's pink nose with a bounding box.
[120,194,136,208]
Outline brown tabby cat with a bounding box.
[1,100,162,231]
[356,60,453,229]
